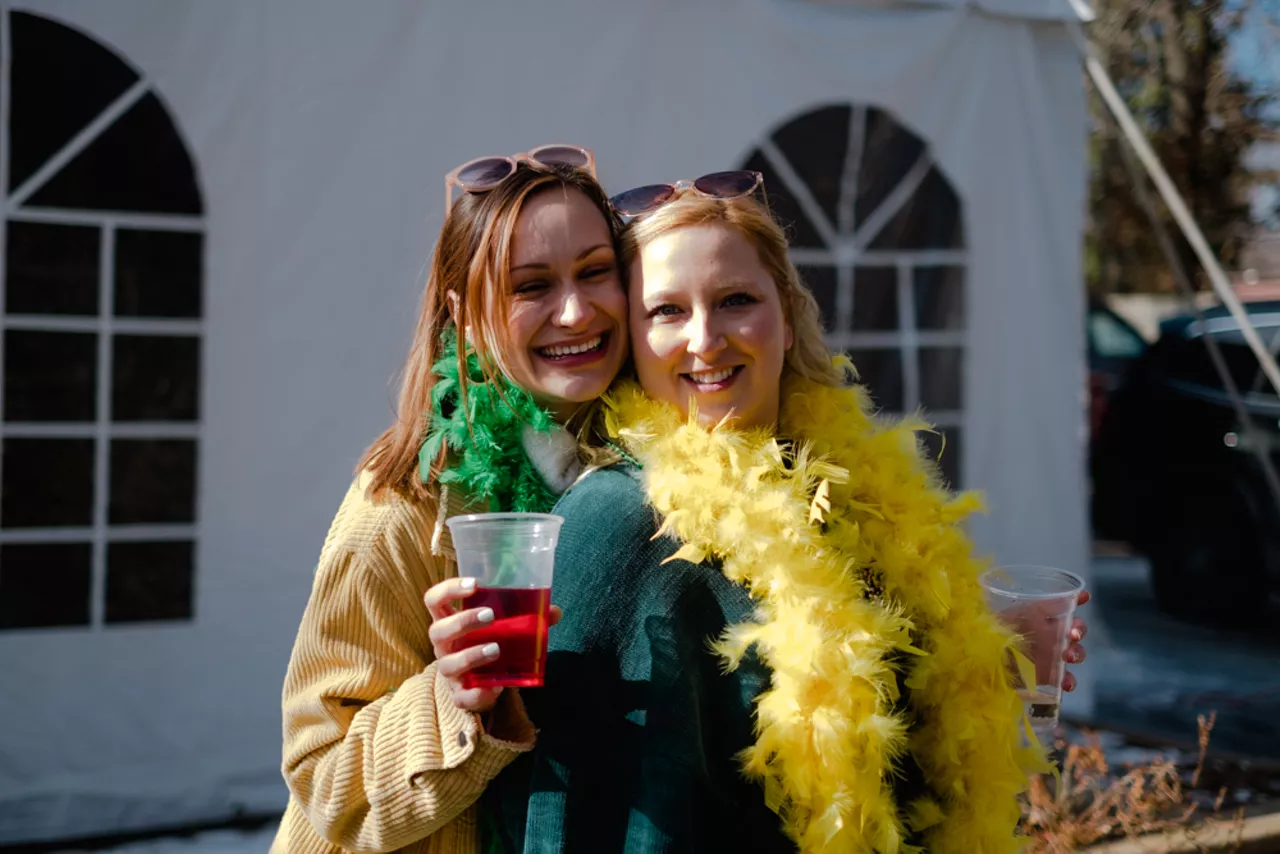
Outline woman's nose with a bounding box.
[686,313,726,358]
[555,286,594,329]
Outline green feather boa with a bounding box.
[417,328,561,514]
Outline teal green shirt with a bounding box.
[484,465,795,853]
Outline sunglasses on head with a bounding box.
[444,144,596,210]
[609,170,764,217]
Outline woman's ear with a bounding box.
[446,289,477,348]
[784,320,794,351]
[445,289,461,325]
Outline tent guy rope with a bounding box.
[1067,17,1280,405]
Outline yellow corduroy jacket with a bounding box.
[271,473,536,854]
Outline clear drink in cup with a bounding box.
[978,565,1085,740]
[445,512,563,689]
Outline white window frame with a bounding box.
[0,5,204,629]
[747,103,967,468]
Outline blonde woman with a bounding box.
[486,177,1088,854]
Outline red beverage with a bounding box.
[460,586,552,689]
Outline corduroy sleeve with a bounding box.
[280,499,535,853]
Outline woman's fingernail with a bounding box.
[459,578,476,592]
[482,643,500,658]
[477,608,495,624]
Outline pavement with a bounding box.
[1087,554,1280,761]
[46,554,1280,854]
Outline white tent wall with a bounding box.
[0,0,1087,842]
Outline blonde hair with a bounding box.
[619,192,846,388]
[359,164,623,499]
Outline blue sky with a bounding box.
[1230,3,1278,116]
[1231,5,1278,226]
[1249,142,1278,227]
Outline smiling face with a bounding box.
[629,223,793,430]
[499,187,628,420]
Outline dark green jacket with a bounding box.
[484,465,795,853]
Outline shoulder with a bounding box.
[315,471,448,590]
[553,465,655,542]
[549,465,671,595]
[319,472,431,556]
[544,466,673,653]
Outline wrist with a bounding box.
[483,688,536,745]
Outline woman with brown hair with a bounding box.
[271,148,630,854]
[486,177,1088,853]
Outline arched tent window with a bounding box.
[741,104,965,485]
[0,10,204,630]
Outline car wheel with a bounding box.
[1148,496,1269,626]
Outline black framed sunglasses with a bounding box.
[609,170,764,217]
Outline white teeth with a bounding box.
[540,336,602,357]
[688,368,735,384]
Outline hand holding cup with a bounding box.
[435,512,565,713]
[425,576,562,713]
[1001,588,1089,691]
[980,566,1087,738]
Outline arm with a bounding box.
[281,503,534,853]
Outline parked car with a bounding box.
[1087,300,1147,443]
[1091,301,1280,623]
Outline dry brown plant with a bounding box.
[1023,713,1249,853]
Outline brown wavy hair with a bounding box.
[359,163,623,499]
[619,192,845,388]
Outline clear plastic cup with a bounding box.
[979,565,1085,740]
[445,512,563,689]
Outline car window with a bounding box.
[1188,310,1280,343]
[1221,325,1280,349]
[1245,323,1280,396]
[1089,309,1146,358]
[1182,310,1280,400]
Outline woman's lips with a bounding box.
[534,332,610,367]
[681,365,743,392]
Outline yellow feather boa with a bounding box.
[603,367,1048,854]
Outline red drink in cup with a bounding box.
[445,512,562,689]
[457,586,551,689]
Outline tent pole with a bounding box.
[1066,20,1280,402]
